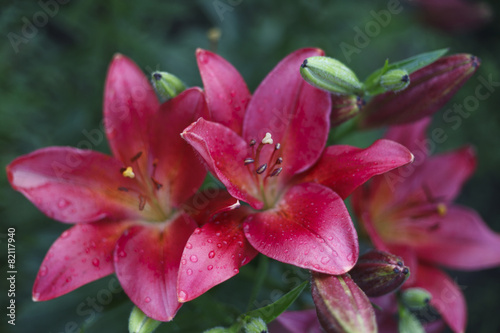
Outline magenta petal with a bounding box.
[244,183,358,274]
[268,309,322,333]
[384,117,431,163]
[411,265,466,333]
[150,88,208,208]
[182,118,263,209]
[7,147,144,223]
[196,49,250,135]
[32,221,131,301]
[177,207,258,302]
[114,215,197,321]
[412,205,500,270]
[104,54,159,170]
[299,139,414,199]
[242,48,331,184]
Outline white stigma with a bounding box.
[262,132,273,145]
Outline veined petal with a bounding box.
[196,49,251,135]
[114,215,197,321]
[6,147,146,223]
[32,221,131,301]
[104,54,159,171]
[242,48,331,185]
[150,88,208,209]
[384,117,431,163]
[244,183,358,274]
[298,139,414,199]
[408,205,500,270]
[410,264,466,333]
[181,118,263,209]
[177,207,258,302]
[181,189,240,226]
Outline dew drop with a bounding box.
[190,255,198,263]
[321,257,330,264]
[181,259,187,265]
[39,265,48,277]
[178,290,188,302]
[233,268,239,273]
[144,296,151,303]
[193,228,202,235]
[215,232,221,237]
[58,199,70,209]
[217,243,222,248]
[208,251,215,259]
[207,239,213,243]
[313,264,320,269]
[66,276,72,283]
[207,265,213,271]
[92,258,100,267]
[118,250,127,258]
[237,241,244,248]
[241,257,247,265]
[185,242,192,249]
[61,230,71,238]
[186,269,193,276]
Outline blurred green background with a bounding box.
[1,1,499,332]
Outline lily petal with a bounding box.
[150,88,208,209]
[104,54,159,171]
[196,49,251,135]
[177,207,258,302]
[268,309,322,333]
[244,183,358,274]
[242,48,331,184]
[181,189,240,226]
[182,118,263,209]
[411,264,466,333]
[32,221,131,301]
[114,215,197,321]
[6,147,145,223]
[299,139,414,199]
[384,117,431,163]
[409,205,500,270]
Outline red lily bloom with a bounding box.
[177,48,414,302]
[6,55,213,321]
[352,118,500,332]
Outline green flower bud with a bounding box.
[330,94,365,127]
[349,250,410,297]
[151,71,186,102]
[300,56,364,96]
[243,317,268,333]
[128,306,162,333]
[203,327,231,333]
[401,288,432,310]
[380,69,410,92]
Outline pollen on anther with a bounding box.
[249,139,256,147]
[256,164,267,174]
[262,132,273,145]
[122,166,135,178]
[437,203,447,216]
[269,167,282,177]
[276,157,283,164]
[275,143,281,150]
[244,158,255,165]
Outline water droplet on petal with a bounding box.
[237,241,244,248]
[217,243,222,248]
[92,258,100,267]
[58,199,70,209]
[193,228,201,235]
[61,230,70,238]
[313,264,320,269]
[178,290,188,302]
[233,268,239,273]
[207,265,213,271]
[144,297,151,303]
[39,265,48,277]
[185,242,192,249]
[181,259,187,265]
[186,269,193,276]
[118,250,127,258]
[66,276,72,283]
[190,255,198,263]
[321,257,330,264]
[208,251,215,259]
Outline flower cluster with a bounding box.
[7,46,500,333]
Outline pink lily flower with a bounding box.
[6,55,217,321]
[177,48,414,302]
[352,118,500,332]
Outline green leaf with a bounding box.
[244,280,308,323]
[364,48,449,95]
[398,304,425,333]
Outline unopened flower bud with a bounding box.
[300,56,364,96]
[243,317,268,333]
[151,71,186,102]
[128,306,162,333]
[380,69,410,92]
[401,287,432,310]
[360,54,480,128]
[330,94,365,127]
[349,250,410,297]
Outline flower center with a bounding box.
[243,132,283,208]
[118,151,168,221]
